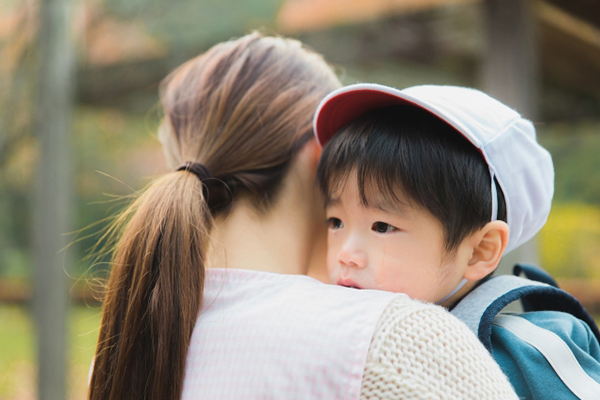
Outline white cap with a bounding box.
[313,83,554,254]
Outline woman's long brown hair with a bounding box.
[88,32,340,400]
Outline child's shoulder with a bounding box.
[516,311,598,342]
[451,264,600,351]
[492,310,600,355]
[451,264,600,400]
[491,310,600,400]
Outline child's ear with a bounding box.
[463,221,510,281]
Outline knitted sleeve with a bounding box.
[361,297,518,400]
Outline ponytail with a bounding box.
[89,172,210,400]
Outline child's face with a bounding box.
[326,179,470,303]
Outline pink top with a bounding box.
[181,268,401,400]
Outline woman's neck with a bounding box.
[207,167,327,277]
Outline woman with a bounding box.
[88,32,517,400]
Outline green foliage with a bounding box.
[0,305,101,399]
[0,139,35,277]
[0,304,33,398]
[540,203,600,279]
[103,0,282,50]
[0,106,165,278]
[70,305,102,394]
[539,120,600,204]
[70,107,165,276]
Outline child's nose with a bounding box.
[337,237,367,269]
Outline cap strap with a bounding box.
[437,278,468,305]
[490,167,498,221]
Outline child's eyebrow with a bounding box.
[368,198,411,218]
[326,195,410,218]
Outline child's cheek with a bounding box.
[325,243,340,284]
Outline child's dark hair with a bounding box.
[317,105,506,252]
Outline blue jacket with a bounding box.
[492,311,600,399]
[451,264,600,400]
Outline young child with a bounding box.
[314,84,600,399]
[314,83,554,307]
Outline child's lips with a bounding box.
[337,277,361,289]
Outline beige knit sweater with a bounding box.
[361,297,518,399]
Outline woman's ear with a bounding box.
[297,138,323,176]
[463,221,510,281]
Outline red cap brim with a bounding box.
[314,88,414,147]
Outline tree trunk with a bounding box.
[32,0,76,398]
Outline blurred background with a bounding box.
[0,0,599,398]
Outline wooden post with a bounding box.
[32,0,76,398]
[482,0,540,275]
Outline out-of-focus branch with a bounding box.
[0,1,36,170]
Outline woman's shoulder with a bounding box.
[185,268,401,399]
[204,267,400,310]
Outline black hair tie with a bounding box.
[176,161,234,212]
[177,162,211,181]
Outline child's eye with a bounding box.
[372,222,397,233]
[327,217,343,229]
